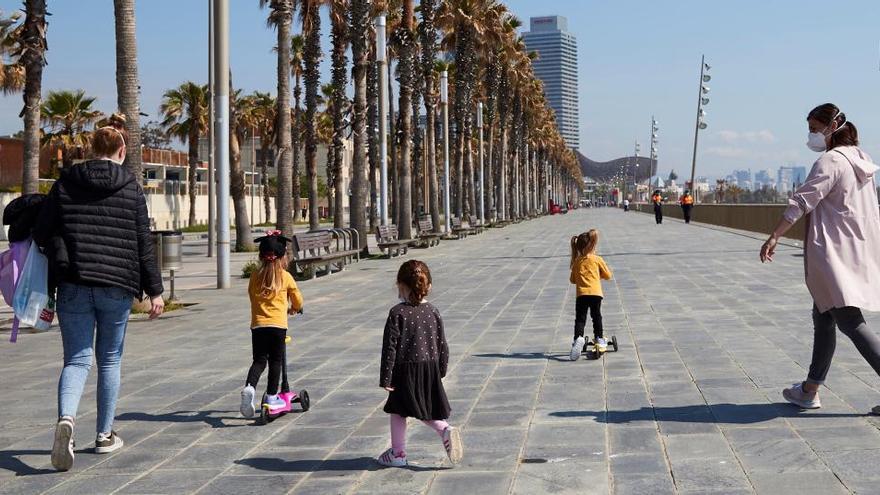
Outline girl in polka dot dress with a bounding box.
[377,260,463,467]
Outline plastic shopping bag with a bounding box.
[12,241,50,330]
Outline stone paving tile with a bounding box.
[6,210,880,493]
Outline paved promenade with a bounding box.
[2,209,880,494]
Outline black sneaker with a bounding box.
[95,431,124,454]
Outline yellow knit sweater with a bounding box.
[569,253,613,297]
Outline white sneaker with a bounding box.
[782,382,821,409]
[442,426,463,464]
[570,336,586,361]
[240,385,256,418]
[377,448,407,467]
[51,416,75,471]
[596,337,608,352]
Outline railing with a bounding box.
[636,203,806,241]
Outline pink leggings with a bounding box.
[390,413,449,456]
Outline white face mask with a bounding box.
[807,132,827,152]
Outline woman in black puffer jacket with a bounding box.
[33,114,164,471]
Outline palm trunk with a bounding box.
[350,0,370,252]
[21,0,47,195]
[465,133,475,217]
[499,127,507,220]
[396,0,415,239]
[230,128,251,251]
[388,66,398,227]
[418,0,440,232]
[367,41,379,230]
[292,78,302,222]
[187,128,199,226]
[274,2,294,237]
[486,125,495,221]
[426,109,440,232]
[260,138,272,222]
[326,144,335,221]
[330,5,347,229]
[304,3,321,231]
[113,0,143,177]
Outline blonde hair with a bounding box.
[256,255,288,297]
[570,229,600,267]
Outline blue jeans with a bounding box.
[57,283,132,434]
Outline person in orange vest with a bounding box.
[679,190,695,223]
[651,190,663,224]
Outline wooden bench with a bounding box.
[376,224,413,258]
[290,230,359,279]
[467,214,485,234]
[450,217,475,239]
[416,216,443,248]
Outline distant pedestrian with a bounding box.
[652,190,664,224]
[33,113,165,472]
[761,103,880,412]
[622,199,630,212]
[377,260,462,467]
[240,232,304,418]
[679,190,694,223]
[569,230,613,361]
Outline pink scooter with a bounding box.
[258,314,311,425]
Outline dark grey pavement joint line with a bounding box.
[2,209,879,494]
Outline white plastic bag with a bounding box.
[12,241,50,328]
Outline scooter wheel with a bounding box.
[299,390,310,412]
[612,335,619,352]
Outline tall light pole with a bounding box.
[650,116,659,178]
[213,0,230,288]
[689,55,711,202]
[477,101,484,224]
[207,0,215,258]
[250,125,256,225]
[440,70,450,233]
[376,15,389,225]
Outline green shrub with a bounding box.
[242,259,260,278]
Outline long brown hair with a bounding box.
[397,260,432,305]
[570,229,599,267]
[808,103,858,149]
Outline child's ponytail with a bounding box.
[570,236,579,267]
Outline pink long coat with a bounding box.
[784,146,880,313]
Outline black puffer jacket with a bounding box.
[33,160,164,298]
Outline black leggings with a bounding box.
[246,327,287,395]
[574,295,603,340]
[682,205,693,223]
[654,205,663,224]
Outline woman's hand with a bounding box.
[383,386,395,392]
[149,296,165,320]
[760,236,778,263]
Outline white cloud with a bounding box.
[715,129,777,144]
[705,146,751,159]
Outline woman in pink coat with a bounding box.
[761,103,880,410]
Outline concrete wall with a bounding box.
[636,203,806,241]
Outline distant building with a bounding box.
[777,165,807,193]
[523,16,580,150]
[754,169,773,188]
[733,169,752,190]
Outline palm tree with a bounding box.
[228,85,254,251]
[290,34,305,222]
[0,10,24,94]
[41,90,103,171]
[159,82,209,227]
[320,83,336,220]
[261,0,294,236]
[349,0,370,253]
[418,0,441,232]
[395,0,415,239]
[301,0,322,231]
[20,0,48,195]
[113,0,143,177]
[248,91,276,223]
[329,0,349,229]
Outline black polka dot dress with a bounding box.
[380,302,450,420]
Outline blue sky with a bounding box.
[0,0,879,180]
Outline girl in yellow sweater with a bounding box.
[240,232,304,417]
[569,230,613,361]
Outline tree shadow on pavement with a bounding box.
[549,403,867,425]
[234,456,449,474]
[473,352,571,362]
[115,410,244,429]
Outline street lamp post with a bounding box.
[376,15,389,226]
[689,55,711,202]
[650,116,659,179]
[207,0,215,258]
[441,70,451,233]
[212,0,230,288]
[477,101,484,224]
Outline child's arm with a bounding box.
[380,311,401,389]
[287,274,304,314]
[598,257,613,280]
[569,261,578,285]
[437,311,449,379]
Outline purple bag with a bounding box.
[0,240,30,342]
